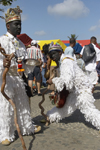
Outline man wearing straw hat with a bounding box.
[0,6,41,146]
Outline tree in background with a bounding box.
[0,0,16,6]
[0,8,4,19]
[68,34,78,40]
[0,0,16,19]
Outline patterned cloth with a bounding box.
[27,46,43,62]
[47,54,100,130]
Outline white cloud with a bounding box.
[89,21,100,31]
[21,14,28,21]
[34,30,46,36]
[47,0,89,19]
[89,25,98,31]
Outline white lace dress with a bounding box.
[47,54,100,130]
[0,32,35,142]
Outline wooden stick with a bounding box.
[39,87,50,126]
[39,68,55,126]
[0,47,27,150]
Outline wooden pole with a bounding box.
[39,69,55,126]
[39,87,50,126]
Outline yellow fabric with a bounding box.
[37,39,66,51]
[51,57,74,67]
[51,60,57,66]
[62,57,74,62]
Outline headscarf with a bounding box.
[64,46,74,57]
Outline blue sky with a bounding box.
[0,0,100,42]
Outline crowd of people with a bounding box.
[0,6,100,147]
[26,40,60,97]
[26,36,100,97]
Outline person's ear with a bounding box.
[59,51,62,55]
[6,23,10,31]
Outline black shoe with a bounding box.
[38,93,42,96]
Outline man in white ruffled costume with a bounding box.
[0,6,41,146]
[46,43,100,130]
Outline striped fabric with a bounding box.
[27,46,43,61]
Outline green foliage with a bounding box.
[68,34,78,40]
[0,16,4,19]
[0,8,4,19]
[0,0,16,6]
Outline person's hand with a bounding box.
[37,58,43,66]
[40,66,42,72]
[3,57,11,68]
[46,78,53,85]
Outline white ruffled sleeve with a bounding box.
[52,60,74,92]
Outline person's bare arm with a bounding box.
[96,61,99,65]
[43,62,46,68]
[47,55,51,70]
[80,54,82,58]
[38,58,43,66]
[46,78,53,85]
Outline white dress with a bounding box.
[47,54,100,130]
[0,32,34,142]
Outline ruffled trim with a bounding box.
[0,76,34,142]
[47,92,77,123]
[1,135,15,143]
[0,34,35,142]
[76,90,100,130]
[47,57,100,130]
[52,60,75,92]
